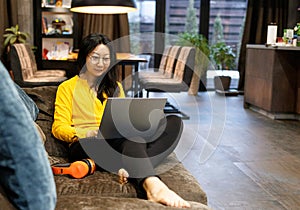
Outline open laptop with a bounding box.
[97,97,167,140]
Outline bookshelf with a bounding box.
[33,0,79,77]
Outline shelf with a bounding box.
[42,34,73,38]
[34,0,79,73]
[41,7,71,13]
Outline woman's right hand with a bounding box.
[86,130,98,137]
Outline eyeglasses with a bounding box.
[89,55,110,65]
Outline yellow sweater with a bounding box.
[52,75,125,143]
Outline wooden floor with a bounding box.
[151,91,300,210]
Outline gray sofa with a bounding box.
[1,86,210,210]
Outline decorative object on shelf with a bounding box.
[43,41,70,60]
[266,23,277,45]
[283,28,294,46]
[51,18,66,34]
[70,0,137,14]
[294,23,300,35]
[45,0,56,7]
[55,0,62,7]
[293,22,300,46]
[42,0,71,8]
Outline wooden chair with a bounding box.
[140,46,195,96]
[139,46,195,119]
[138,46,172,80]
[138,45,181,97]
[10,43,67,87]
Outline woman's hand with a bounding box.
[86,130,98,137]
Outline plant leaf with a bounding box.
[19,33,28,40]
[3,33,14,38]
[4,28,15,34]
[15,25,19,33]
[18,37,26,43]
[9,36,17,44]
[3,37,11,47]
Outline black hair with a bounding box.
[77,33,120,103]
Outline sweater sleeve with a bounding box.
[52,82,77,143]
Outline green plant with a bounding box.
[177,33,211,94]
[211,14,224,45]
[185,0,198,34]
[210,42,236,70]
[177,33,210,74]
[3,24,30,49]
[294,22,300,36]
[178,33,210,57]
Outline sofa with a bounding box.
[1,85,211,210]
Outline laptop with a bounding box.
[97,97,167,140]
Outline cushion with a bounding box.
[53,154,207,205]
[14,83,39,120]
[22,86,69,157]
[56,195,211,210]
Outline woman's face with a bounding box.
[85,44,111,78]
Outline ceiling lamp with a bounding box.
[70,0,137,14]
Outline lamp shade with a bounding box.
[70,0,137,14]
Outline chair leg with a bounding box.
[164,102,190,120]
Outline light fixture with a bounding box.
[70,0,137,14]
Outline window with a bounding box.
[128,0,156,55]
[128,0,247,89]
[209,0,247,63]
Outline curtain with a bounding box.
[0,0,18,68]
[79,14,130,52]
[237,0,288,91]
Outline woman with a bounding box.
[52,33,190,208]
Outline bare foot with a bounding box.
[143,176,191,208]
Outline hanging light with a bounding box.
[70,0,137,14]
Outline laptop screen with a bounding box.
[97,97,167,140]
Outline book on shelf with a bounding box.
[42,17,48,34]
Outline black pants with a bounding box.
[69,115,183,197]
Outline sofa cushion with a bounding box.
[56,195,211,210]
[22,86,69,157]
[54,154,207,205]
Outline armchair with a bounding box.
[9,43,67,87]
[138,46,172,80]
[139,46,195,119]
[140,46,195,96]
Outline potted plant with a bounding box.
[177,32,210,93]
[210,41,236,92]
[3,24,30,51]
